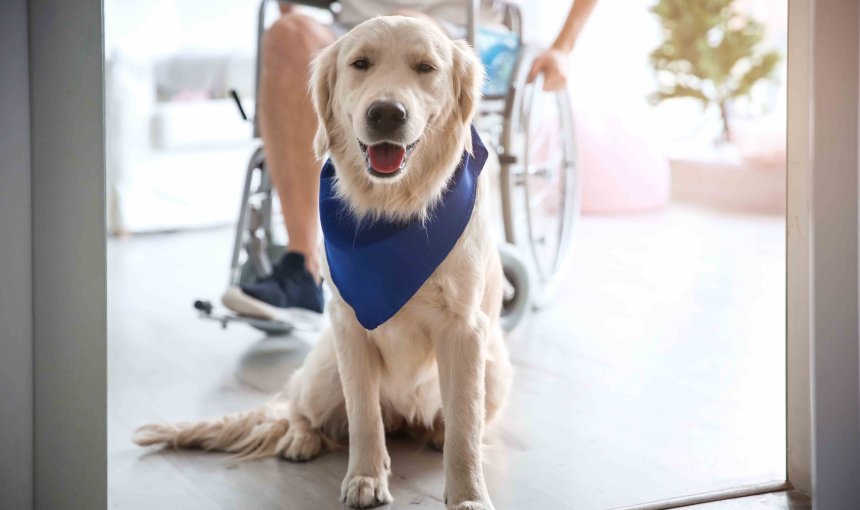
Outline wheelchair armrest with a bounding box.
[483,0,525,41]
[278,0,336,10]
[486,0,525,12]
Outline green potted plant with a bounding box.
[648,0,781,143]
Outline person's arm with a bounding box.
[526,0,599,91]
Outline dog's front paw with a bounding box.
[450,502,495,510]
[444,487,494,510]
[341,474,392,508]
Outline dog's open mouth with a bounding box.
[359,140,419,178]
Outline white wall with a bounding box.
[104,0,261,59]
[0,0,34,507]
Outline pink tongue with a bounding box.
[368,143,406,173]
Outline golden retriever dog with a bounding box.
[134,16,512,510]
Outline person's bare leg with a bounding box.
[259,14,335,278]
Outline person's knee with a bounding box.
[264,14,332,69]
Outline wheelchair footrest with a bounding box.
[194,299,296,335]
[195,286,326,335]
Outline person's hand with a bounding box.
[526,47,569,92]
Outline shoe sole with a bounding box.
[221,286,324,331]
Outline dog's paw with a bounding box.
[280,428,323,462]
[450,502,495,510]
[430,427,445,451]
[444,488,494,510]
[341,474,392,508]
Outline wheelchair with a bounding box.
[198,0,579,334]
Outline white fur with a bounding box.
[134,17,512,510]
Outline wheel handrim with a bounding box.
[512,79,578,293]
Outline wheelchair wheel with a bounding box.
[230,146,276,286]
[499,49,579,308]
[498,242,530,332]
[238,244,286,288]
[228,147,293,335]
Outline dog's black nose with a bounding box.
[366,100,407,135]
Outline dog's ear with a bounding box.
[452,40,484,151]
[310,41,340,158]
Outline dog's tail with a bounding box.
[132,401,292,460]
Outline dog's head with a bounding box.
[310,16,483,221]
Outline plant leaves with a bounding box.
[651,85,710,106]
[731,51,781,98]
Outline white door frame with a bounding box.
[797,0,860,508]
[785,0,813,495]
[787,0,860,507]
[19,0,859,508]
[29,0,107,509]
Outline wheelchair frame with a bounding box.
[214,0,579,334]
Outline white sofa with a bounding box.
[105,51,261,234]
[105,0,265,234]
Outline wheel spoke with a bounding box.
[527,183,555,208]
[526,156,563,176]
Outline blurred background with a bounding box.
[104,0,785,233]
[107,1,789,508]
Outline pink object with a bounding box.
[574,108,670,214]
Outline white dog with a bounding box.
[135,16,512,510]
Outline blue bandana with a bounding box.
[320,126,488,330]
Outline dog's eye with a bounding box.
[351,58,370,70]
[415,62,436,74]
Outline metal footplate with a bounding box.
[193,300,295,335]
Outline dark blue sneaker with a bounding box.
[221,252,324,324]
[242,252,324,313]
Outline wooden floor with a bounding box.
[108,205,803,509]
